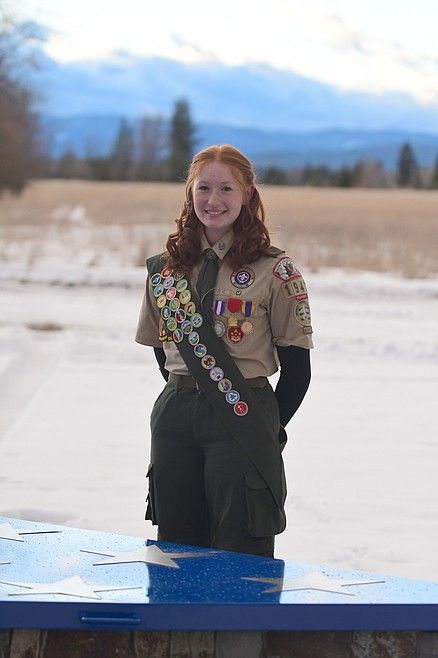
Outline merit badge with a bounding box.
[173,270,184,281]
[241,320,253,335]
[201,355,216,370]
[175,309,186,323]
[179,289,191,304]
[154,284,164,297]
[151,273,162,286]
[234,401,249,416]
[169,298,180,312]
[185,301,196,316]
[225,390,240,404]
[156,295,167,309]
[166,317,177,332]
[161,306,171,320]
[242,300,257,317]
[213,299,226,316]
[214,320,226,337]
[218,378,232,393]
[230,268,255,289]
[228,326,244,343]
[188,331,200,346]
[161,266,172,278]
[163,276,174,289]
[172,328,183,343]
[181,319,193,334]
[294,300,312,326]
[227,297,242,314]
[273,257,296,282]
[176,278,188,293]
[210,366,224,382]
[191,313,203,328]
[194,344,207,358]
[166,287,177,301]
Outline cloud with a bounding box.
[169,34,218,63]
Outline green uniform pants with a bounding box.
[146,378,283,557]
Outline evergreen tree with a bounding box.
[397,142,421,188]
[167,99,196,181]
[261,166,287,185]
[110,118,134,180]
[429,153,438,189]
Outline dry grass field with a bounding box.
[1,179,437,277]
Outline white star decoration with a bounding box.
[81,544,215,569]
[0,522,62,542]
[0,575,144,600]
[242,571,385,595]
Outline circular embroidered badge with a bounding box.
[166,318,177,332]
[151,273,162,286]
[188,331,200,346]
[210,366,224,382]
[175,309,186,323]
[185,301,196,316]
[161,306,171,320]
[153,284,165,298]
[201,355,216,370]
[176,279,188,293]
[173,270,184,281]
[163,276,174,289]
[227,326,244,343]
[191,313,203,328]
[294,300,312,326]
[234,401,249,416]
[179,290,191,304]
[230,268,255,289]
[218,378,232,393]
[161,266,172,278]
[172,328,183,343]
[181,319,193,334]
[169,298,180,312]
[225,390,240,404]
[165,287,177,301]
[156,295,167,309]
[194,344,207,358]
[214,320,226,337]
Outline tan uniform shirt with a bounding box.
[135,229,313,378]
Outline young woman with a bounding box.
[136,144,312,557]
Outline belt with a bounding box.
[168,373,268,389]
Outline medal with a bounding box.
[213,299,226,316]
[227,297,241,314]
[242,300,256,317]
[228,316,238,327]
[214,320,226,337]
[241,320,253,335]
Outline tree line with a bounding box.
[1,7,438,195]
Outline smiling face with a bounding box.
[193,161,246,244]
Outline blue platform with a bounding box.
[0,517,437,631]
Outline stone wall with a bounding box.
[2,629,438,658]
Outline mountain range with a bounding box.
[34,50,438,168]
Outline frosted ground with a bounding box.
[0,259,437,583]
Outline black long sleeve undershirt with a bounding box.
[274,345,311,428]
[153,344,311,429]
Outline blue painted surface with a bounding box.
[0,517,437,631]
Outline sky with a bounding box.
[12,0,438,105]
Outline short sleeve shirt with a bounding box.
[135,229,313,378]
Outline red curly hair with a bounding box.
[165,144,271,272]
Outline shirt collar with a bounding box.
[200,228,234,260]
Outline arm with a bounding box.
[153,347,169,382]
[274,345,311,427]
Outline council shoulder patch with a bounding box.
[273,257,297,282]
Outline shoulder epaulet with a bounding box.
[267,246,285,258]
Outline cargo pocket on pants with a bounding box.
[245,469,286,537]
[145,462,158,525]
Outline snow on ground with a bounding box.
[0,266,437,583]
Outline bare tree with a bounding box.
[136,114,167,181]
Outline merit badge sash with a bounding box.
[146,253,286,517]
